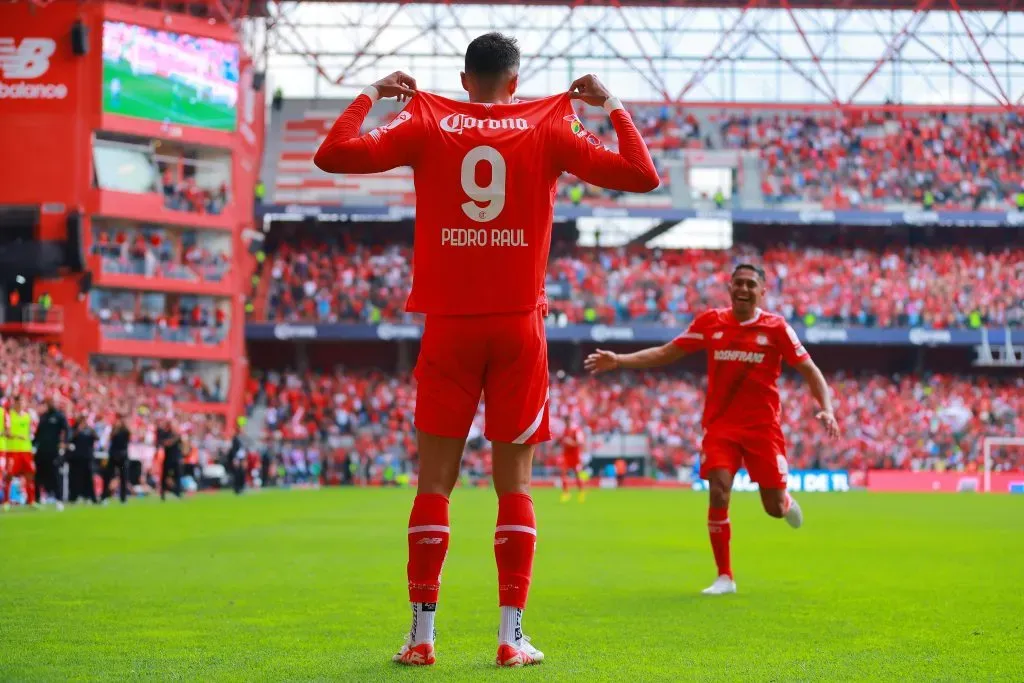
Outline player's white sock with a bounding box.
[498,606,523,645]
[783,493,803,529]
[409,602,436,644]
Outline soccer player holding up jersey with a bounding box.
[314,33,658,666]
[585,264,840,595]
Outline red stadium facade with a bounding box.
[0,0,265,421]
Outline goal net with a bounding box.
[982,437,1024,494]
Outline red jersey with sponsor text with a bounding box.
[314,91,658,316]
[671,308,810,432]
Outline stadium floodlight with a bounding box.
[982,437,1024,494]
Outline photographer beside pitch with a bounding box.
[585,264,840,595]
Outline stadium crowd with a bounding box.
[571,105,1024,209]
[158,161,230,215]
[92,226,230,282]
[91,290,230,345]
[257,242,1024,329]
[0,336,225,463]
[247,369,1024,480]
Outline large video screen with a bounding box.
[102,21,239,132]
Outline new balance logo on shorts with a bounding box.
[416,537,444,545]
[494,537,508,545]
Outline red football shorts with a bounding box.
[414,308,550,445]
[700,427,788,489]
[562,451,581,470]
[5,452,35,477]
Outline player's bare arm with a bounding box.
[584,343,688,373]
[794,358,840,438]
[557,74,659,193]
[313,71,419,174]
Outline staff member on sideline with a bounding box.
[34,397,68,507]
[67,414,99,504]
[227,427,246,494]
[157,418,184,501]
[102,414,131,504]
[3,396,37,510]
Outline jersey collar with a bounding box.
[731,307,763,326]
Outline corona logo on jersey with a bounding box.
[439,112,528,134]
[0,37,68,100]
[713,349,766,364]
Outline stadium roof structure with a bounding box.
[249,0,1024,108]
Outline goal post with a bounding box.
[982,437,1024,494]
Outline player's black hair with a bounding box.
[464,33,520,78]
[732,263,767,283]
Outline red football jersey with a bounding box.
[671,307,810,432]
[562,425,585,458]
[314,91,658,315]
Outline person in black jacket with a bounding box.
[33,398,68,505]
[67,415,99,504]
[102,414,131,504]
[226,428,246,494]
[157,419,184,501]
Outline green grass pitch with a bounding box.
[102,60,236,132]
[1,488,1021,681]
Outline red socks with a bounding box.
[494,493,536,609]
[708,506,732,579]
[406,493,450,603]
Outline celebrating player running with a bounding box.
[314,33,658,667]
[585,264,840,595]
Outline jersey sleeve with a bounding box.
[671,311,715,353]
[313,94,425,174]
[549,99,660,193]
[777,321,811,365]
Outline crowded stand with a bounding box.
[281,102,1024,210]
[92,226,230,282]
[91,357,226,404]
[247,369,1023,481]
[717,110,1024,210]
[256,242,1024,330]
[0,336,225,465]
[90,290,230,344]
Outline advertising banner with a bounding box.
[691,470,851,492]
[867,470,1024,494]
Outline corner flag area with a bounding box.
[1,489,1020,680]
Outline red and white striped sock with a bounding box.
[495,493,536,643]
[406,493,450,643]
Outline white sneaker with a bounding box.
[702,575,737,595]
[784,497,803,529]
[496,635,544,667]
[56,502,65,512]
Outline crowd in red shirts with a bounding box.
[248,369,1023,477]
[0,337,224,448]
[158,160,229,215]
[257,242,1024,329]
[718,110,1024,209]
[570,106,1024,209]
[92,226,230,282]
[90,290,230,345]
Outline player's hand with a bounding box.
[584,349,619,374]
[569,74,613,107]
[372,71,417,102]
[815,411,840,438]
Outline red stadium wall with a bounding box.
[0,1,263,423]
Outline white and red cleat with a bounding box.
[496,635,544,667]
[701,575,737,595]
[392,637,436,666]
[784,496,803,529]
